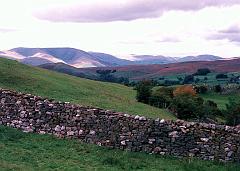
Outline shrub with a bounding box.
[194,78,200,83]
[173,85,196,97]
[136,80,152,104]
[226,98,240,126]
[150,87,174,108]
[214,85,222,93]
[194,85,208,94]
[164,80,180,86]
[200,100,222,118]
[183,75,194,84]
[216,74,228,79]
[194,68,211,76]
[170,94,204,119]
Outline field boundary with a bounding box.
[0,88,240,162]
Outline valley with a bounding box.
[2,1,240,170]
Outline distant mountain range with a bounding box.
[0,47,225,68]
[81,58,240,80]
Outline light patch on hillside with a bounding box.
[70,58,106,68]
[0,51,26,60]
[30,53,66,63]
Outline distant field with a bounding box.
[200,93,239,109]
[149,71,240,86]
[0,57,174,120]
[81,58,240,80]
[0,126,239,171]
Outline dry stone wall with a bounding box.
[0,88,240,162]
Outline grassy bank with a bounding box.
[0,57,174,119]
[0,126,239,171]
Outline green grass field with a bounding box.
[200,93,239,109]
[0,57,174,120]
[0,126,239,171]
[0,58,240,170]
[152,71,240,85]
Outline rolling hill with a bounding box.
[88,52,133,66]
[39,62,98,79]
[21,57,54,66]
[81,58,240,80]
[11,47,107,68]
[177,55,223,62]
[0,57,173,119]
[0,47,225,68]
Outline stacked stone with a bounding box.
[0,88,240,162]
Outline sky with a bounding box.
[0,0,240,58]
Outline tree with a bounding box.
[164,80,180,86]
[183,75,194,84]
[195,85,208,94]
[214,85,222,93]
[136,80,152,104]
[200,100,222,118]
[195,78,200,83]
[177,77,183,82]
[170,94,204,119]
[150,87,174,108]
[226,98,240,126]
[173,85,196,97]
[216,73,228,79]
[96,69,129,85]
[96,70,117,82]
[194,68,211,76]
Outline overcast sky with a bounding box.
[0,0,240,58]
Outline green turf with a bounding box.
[0,126,239,171]
[0,57,174,120]
[0,58,239,170]
[200,93,239,109]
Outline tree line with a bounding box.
[136,80,240,126]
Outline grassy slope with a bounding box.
[0,126,239,171]
[200,93,239,109]
[0,58,239,170]
[0,58,173,119]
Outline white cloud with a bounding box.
[34,0,240,22]
[0,0,240,58]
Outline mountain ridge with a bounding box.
[38,58,240,81]
[0,47,227,68]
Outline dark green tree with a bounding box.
[136,80,152,104]
[150,87,174,108]
[183,75,194,84]
[195,85,208,94]
[226,98,240,126]
[214,85,222,93]
[216,73,228,79]
[194,68,211,76]
[170,94,204,119]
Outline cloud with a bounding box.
[220,25,240,34]
[0,28,17,33]
[34,0,240,23]
[209,25,240,42]
[155,37,181,43]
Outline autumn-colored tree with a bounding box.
[173,85,196,97]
